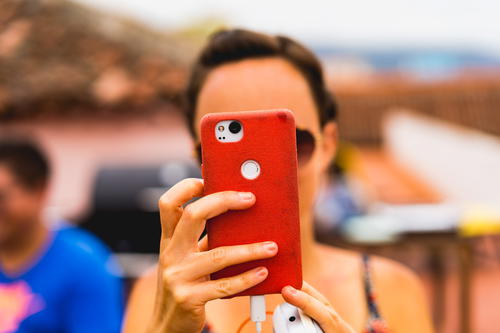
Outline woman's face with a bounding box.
[193,57,337,222]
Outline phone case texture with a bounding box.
[200,109,302,297]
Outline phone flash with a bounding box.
[218,125,224,132]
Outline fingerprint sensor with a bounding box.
[241,160,260,180]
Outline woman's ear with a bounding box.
[319,121,338,172]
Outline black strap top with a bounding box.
[362,254,391,333]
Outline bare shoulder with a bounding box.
[122,266,158,333]
[312,244,422,289]
[370,254,422,289]
[128,265,158,306]
[314,243,434,333]
[315,242,423,291]
[370,255,434,333]
[368,255,435,333]
[135,266,158,290]
[315,242,361,263]
[314,242,364,275]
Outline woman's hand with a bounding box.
[147,178,278,333]
[281,281,356,333]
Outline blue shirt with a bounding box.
[0,227,124,333]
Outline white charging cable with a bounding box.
[250,295,266,333]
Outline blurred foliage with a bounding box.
[174,16,228,46]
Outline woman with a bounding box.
[122,29,434,333]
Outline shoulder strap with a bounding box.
[362,254,382,319]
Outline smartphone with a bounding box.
[200,109,302,297]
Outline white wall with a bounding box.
[383,110,500,206]
[0,110,193,221]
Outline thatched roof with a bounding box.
[0,0,194,120]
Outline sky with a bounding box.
[75,0,500,56]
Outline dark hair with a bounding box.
[0,134,50,190]
[184,28,337,137]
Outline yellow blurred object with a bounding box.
[460,204,500,237]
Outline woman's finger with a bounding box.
[171,191,256,251]
[158,178,204,240]
[194,266,269,304]
[301,281,332,307]
[198,235,209,252]
[282,285,351,333]
[184,241,278,279]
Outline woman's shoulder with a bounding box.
[122,266,158,333]
[370,254,433,332]
[136,266,158,286]
[132,266,158,301]
[315,243,420,286]
[315,243,433,333]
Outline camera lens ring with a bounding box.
[228,121,241,134]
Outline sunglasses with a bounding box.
[194,127,316,167]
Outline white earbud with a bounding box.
[272,302,323,333]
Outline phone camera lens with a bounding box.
[228,121,241,134]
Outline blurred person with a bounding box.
[0,135,123,333]
[123,29,434,333]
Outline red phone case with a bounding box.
[200,109,302,297]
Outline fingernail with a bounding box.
[285,285,297,295]
[256,267,268,278]
[263,241,277,253]
[239,192,254,201]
